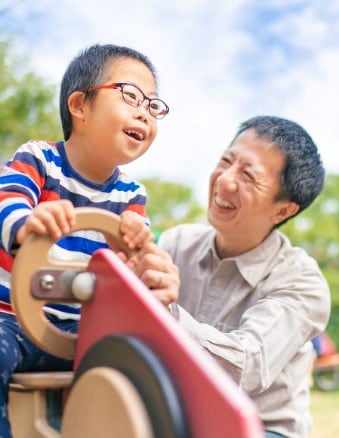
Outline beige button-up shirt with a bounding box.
[159,224,331,438]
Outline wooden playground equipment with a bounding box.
[8,207,264,437]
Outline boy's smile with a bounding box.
[124,128,146,142]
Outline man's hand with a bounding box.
[126,242,179,307]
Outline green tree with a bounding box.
[281,173,339,344]
[141,177,206,236]
[0,36,61,161]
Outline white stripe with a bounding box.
[0,268,10,287]
[48,244,92,263]
[1,204,32,251]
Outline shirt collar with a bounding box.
[235,230,282,287]
[197,228,217,263]
[199,228,283,288]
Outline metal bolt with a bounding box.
[40,274,55,291]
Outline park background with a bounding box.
[1,2,339,436]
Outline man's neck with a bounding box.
[214,231,271,259]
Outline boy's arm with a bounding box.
[0,141,52,253]
[0,168,36,253]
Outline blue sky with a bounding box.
[1,0,339,204]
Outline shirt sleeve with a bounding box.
[0,142,45,252]
[176,270,330,394]
[122,179,150,226]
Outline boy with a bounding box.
[0,43,169,436]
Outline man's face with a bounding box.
[208,129,296,252]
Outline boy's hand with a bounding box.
[119,210,154,250]
[16,200,76,244]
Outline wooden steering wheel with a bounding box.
[11,207,132,359]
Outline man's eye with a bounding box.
[243,170,254,180]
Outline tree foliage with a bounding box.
[0,36,61,162]
[141,177,206,235]
[281,173,339,343]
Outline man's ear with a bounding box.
[67,91,87,120]
[272,201,300,225]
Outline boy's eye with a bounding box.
[150,101,160,111]
[125,92,138,101]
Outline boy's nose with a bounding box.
[135,101,150,121]
[140,100,151,112]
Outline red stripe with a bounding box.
[39,188,61,202]
[0,191,33,206]
[0,249,14,272]
[125,205,148,218]
[0,302,14,314]
[10,160,45,188]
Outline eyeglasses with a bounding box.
[85,82,169,119]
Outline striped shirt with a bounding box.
[0,140,149,319]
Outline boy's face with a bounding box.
[78,58,158,171]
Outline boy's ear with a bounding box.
[67,91,87,119]
[272,201,300,225]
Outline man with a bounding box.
[155,116,331,438]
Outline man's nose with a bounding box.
[218,168,239,192]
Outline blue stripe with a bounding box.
[12,150,47,179]
[0,173,40,199]
[59,186,146,213]
[106,179,140,193]
[0,284,9,303]
[41,148,62,166]
[46,303,81,315]
[57,236,108,255]
[1,202,31,220]
[8,216,27,252]
[127,193,147,205]
[0,204,30,250]
[42,175,61,194]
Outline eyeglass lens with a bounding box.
[121,84,168,119]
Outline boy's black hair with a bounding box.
[59,44,157,140]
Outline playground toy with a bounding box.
[9,207,263,437]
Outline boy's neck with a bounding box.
[64,139,116,184]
